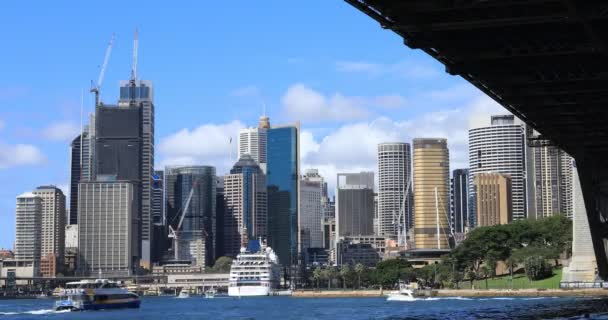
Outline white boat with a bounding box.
[387,282,417,301]
[228,239,281,297]
[177,290,191,299]
[54,279,140,311]
[204,288,216,299]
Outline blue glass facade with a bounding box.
[266,126,299,266]
[230,156,263,237]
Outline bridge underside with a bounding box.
[346,0,608,278]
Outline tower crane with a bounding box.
[90,33,115,107]
[131,27,138,81]
[168,179,199,261]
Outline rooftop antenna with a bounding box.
[131,27,138,81]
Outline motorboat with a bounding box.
[177,289,191,299]
[204,288,216,299]
[387,282,417,301]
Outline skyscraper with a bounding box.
[451,169,469,234]
[32,186,66,277]
[223,155,267,257]
[15,193,42,265]
[413,138,450,250]
[266,124,300,266]
[377,142,412,240]
[469,115,526,223]
[475,173,512,227]
[238,117,269,173]
[300,169,324,249]
[164,166,216,267]
[69,119,94,225]
[118,79,155,268]
[336,172,375,238]
[532,146,573,218]
[77,181,138,276]
[151,170,165,263]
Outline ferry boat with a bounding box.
[54,279,140,311]
[228,240,281,297]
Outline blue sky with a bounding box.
[0,1,506,249]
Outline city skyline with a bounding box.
[0,1,508,249]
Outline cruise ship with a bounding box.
[54,279,140,311]
[228,240,281,297]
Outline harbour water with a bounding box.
[1,296,608,319]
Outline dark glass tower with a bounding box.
[69,134,82,225]
[165,166,216,267]
[266,125,299,266]
[451,169,469,233]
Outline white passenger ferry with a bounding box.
[55,279,140,311]
[228,240,281,297]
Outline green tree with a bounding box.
[312,267,322,290]
[373,259,412,289]
[340,265,351,289]
[480,265,490,289]
[354,263,365,289]
[212,256,233,273]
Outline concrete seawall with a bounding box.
[293,289,608,298]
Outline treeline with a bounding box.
[307,215,572,289]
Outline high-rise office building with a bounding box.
[300,169,324,249]
[475,173,512,227]
[164,166,216,267]
[266,124,300,266]
[413,138,450,250]
[223,155,267,257]
[469,115,526,223]
[215,176,226,258]
[69,118,94,225]
[77,181,138,276]
[532,146,574,218]
[377,142,412,239]
[151,170,165,263]
[336,172,375,238]
[238,115,270,172]
[32,186,66,277]
[118,79,155,268]
[451,169,469,234]
[15,193,42,264]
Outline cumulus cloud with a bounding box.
[281,83,405,123]
[302,93,509,194]
[42,122,80,141]
[0,142,46,169]
[158,121,245,175]
[335,60,440,79]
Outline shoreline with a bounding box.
[292,288,608,298]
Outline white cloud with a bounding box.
[301,93,510,194]
[335,60,440,79]
[42,122,80,141]
[0,142,46,169]
[281,83,405,123]
[158,121,245,175]
[230,85,260,98]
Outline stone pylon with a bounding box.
[562,161,597,283]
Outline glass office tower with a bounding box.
[266,125,299,266]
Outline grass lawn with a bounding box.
[462,267,562,290]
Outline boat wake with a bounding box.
[0,309,71,316]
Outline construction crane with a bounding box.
[168,179,199,261]
[90,33,115,107]
[131,27,138,81]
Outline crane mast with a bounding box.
[168,179,199,260]
[131,28,138,81]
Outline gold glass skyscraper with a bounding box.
[413,138,450,249]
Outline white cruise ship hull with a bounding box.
[228,286,270,297]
